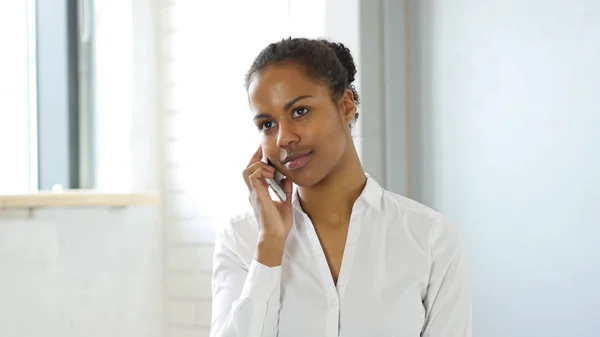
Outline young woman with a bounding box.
[210,37,472,337]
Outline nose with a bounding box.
[276,120,300,148]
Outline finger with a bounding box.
[247,144,263,167]
[282,178,293,204]
[243,162,275,191]
[248,168,273,197]
[249,169,275,206]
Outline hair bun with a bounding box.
[322,40,357,85]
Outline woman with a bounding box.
[211,37,472,337]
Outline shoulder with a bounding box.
[214,210,260,266]
[378,189,463,253]
[381,189,439,217]
[217,210,259,245]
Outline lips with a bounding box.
[283,152,313,171]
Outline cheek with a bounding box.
[328,109,348,137]
[260,136,277,159]
[260,136,291,172]
[318,114,348,153]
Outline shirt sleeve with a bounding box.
[422,215,472,337]
[210,223,281,337]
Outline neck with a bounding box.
[297,146,367,226]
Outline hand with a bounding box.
[243,145,294,243]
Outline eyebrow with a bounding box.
[253,95,313,121]
[284,95,312,110]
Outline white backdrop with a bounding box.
[407,1,600,336]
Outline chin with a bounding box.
[286,166,327,188]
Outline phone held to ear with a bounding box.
[263,154,287,202]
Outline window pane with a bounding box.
[0,2,33,193]
[93,0,133,191]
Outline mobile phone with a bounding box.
[263,155,287,202]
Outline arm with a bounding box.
[210,224,282,337]
[422,215,472,337]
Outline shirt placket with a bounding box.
[301,205,366,337]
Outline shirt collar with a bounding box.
[291,172,383,213]
[359,173,383,211]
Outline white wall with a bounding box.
[407,1,600,336]
[0,207,163,337]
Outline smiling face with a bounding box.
[248,63,356,187]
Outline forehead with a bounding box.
[248,63,327,111]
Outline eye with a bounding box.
[292,107,310,118]
[259,120,276,131]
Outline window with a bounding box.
[0,0,135,194]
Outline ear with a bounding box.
[339,89,356,125]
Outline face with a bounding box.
[247,63,356,187]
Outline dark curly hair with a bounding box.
[244,37,360,126]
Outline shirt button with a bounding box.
[330,299,338,306]
[265,282,272,287]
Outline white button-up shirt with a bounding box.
[211,175,472,337]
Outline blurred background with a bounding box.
[0,0,598,336]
